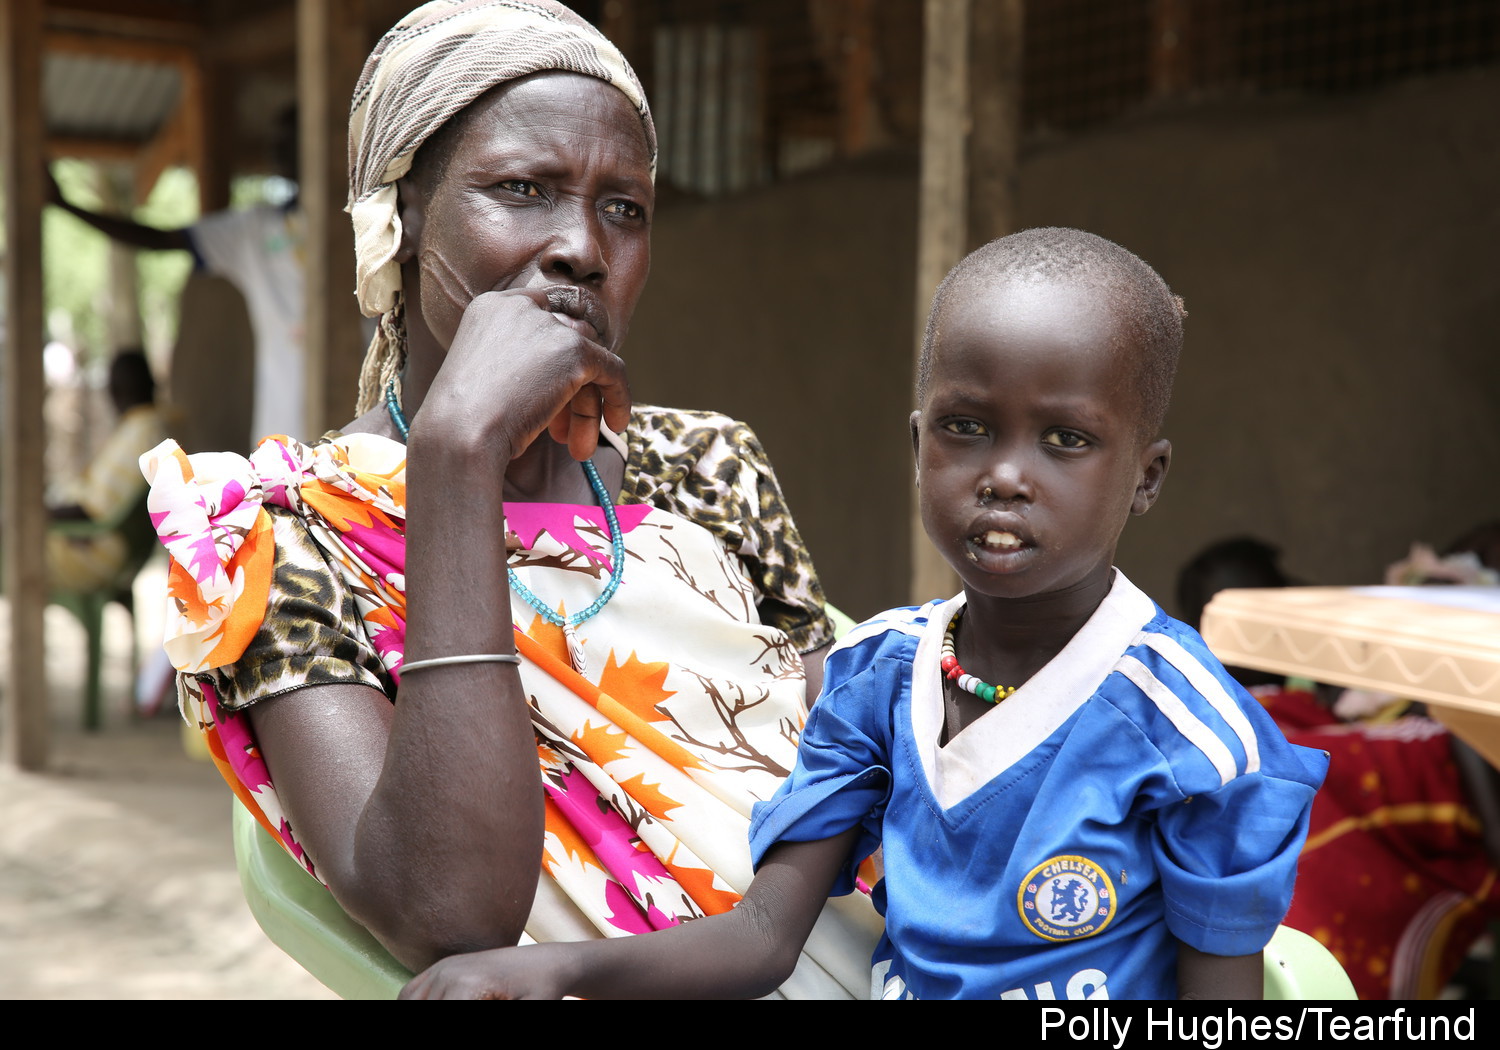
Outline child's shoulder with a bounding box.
[832,598,943,650]
[1098,579,1318,790]
[1116,591,1248,705]
[812,598,951,704]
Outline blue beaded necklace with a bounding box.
[386,379,626,674]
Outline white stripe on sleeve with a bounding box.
[1116,655,1238,787]
[1138,632,1262,774]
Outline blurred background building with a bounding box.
[5,0,1499,765]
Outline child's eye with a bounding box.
[604,199,644,220]
[498,180,541,197]
[943,420,988,437]
[1044,430,1088,449]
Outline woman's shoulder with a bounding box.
[201,501,392,711]
[622,406,834,653]
[142,433,404,676]
[621,405,767,496]
[620,404,774,518]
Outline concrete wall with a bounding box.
[628,70,1500,622]
[626,153,919,620]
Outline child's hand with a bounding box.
[401,831,864,1000]
[399,944,576,1000]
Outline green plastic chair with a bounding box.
[48,487,160,730]
[825,603,858,639]
[1262,923,1357,998]
[233,801,412,999]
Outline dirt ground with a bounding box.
[0,560,337,999]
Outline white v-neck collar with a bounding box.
[911,570,1158,812]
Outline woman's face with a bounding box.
[399,72,654,357]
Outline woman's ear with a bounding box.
[1132,438,1171,515]
[395,177,424,264]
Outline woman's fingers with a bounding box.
[546,385,597,461]
[549,377,631,462]
[431,286,631,459]
[598,372,632,437]
[399,948,565,1000]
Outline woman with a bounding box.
[144,0,876,995]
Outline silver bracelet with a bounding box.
[399,653,522,674]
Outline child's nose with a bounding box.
[981,455,1033,503]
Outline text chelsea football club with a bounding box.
[1040,1007,1476,1048]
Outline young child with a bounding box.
[401,228,1329,1000]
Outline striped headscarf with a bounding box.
[348,0,656,414]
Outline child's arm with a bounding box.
[1176,942,1263,999]
[399,829,862,1000]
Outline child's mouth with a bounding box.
[964,528,1030,566]
[977,530,1023,551]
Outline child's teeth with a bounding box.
[983,530,1021,549]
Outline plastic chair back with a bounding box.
[1263,923,1357,999]
[233,801,411,999]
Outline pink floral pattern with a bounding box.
[143,431,879,996]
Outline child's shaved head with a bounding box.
[919,228,1185,439]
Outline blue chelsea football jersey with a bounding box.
[750,571,1328,1000]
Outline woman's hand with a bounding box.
[400,943,578,1000]
[416,286,631,463]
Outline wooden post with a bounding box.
[298,0,368,436]
[967,0,1023,251]
[195,58,234,215]
[2,0,48,770]
[836,0,874,157]
[1149,0,1192,99]
[910,0,970,603]
[910,0,1025,604]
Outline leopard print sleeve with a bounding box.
[201,505,393,710]
[621,406,836,654]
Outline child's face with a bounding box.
[911,279,1170,606]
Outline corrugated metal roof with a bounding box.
[45,51,181,144]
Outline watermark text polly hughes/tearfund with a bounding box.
[1040,1006,1476,1050]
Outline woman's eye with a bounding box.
[943,420,987,436]
[1044,430,1088,449]
[499,180,541,197]
[604,200,643,219]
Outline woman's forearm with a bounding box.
[252,422,544,971]
[256,292,633,969]
[357,421,543,966]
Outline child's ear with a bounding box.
[909,410,923,486]
[1131,438,1171,515]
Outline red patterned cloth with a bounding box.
[1261,688,1500,999]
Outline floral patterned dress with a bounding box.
[142,409,880,997]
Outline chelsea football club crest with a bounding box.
[1018,855,1116,941]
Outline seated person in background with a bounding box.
[401,228,1328,1001]
[1179,530,1500,999]
[46,348,166,591]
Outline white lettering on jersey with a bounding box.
[1000,968,1110,1000]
